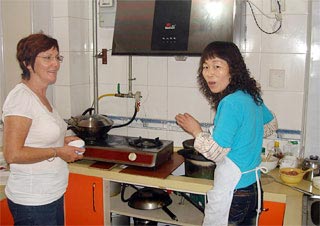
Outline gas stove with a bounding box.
[84,135,174,168]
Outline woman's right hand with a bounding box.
[56,145,85,163]
[175,113,203,137]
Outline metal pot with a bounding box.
[302,155,320,181]
[179,139,216,180]
[182,139,195,150]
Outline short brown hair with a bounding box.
[16,33,59,80]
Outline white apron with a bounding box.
[202,157,268,226]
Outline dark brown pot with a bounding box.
[178,148,216,180]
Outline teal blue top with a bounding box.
[212,90,273,189]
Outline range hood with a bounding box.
[112,0,246,56]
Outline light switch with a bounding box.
[269,69,285,88]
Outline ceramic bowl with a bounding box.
[260,155,279,172]
[313,176,320,190]
[68,139,85,155]
[279,168,305,184]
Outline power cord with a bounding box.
[246,0,282,35]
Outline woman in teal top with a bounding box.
[176,41,277,226]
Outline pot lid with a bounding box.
[70,114,114,128]
[182,139,195,150]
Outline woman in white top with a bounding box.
[2,33,85,226]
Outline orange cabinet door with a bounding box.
[65,173,104,226]
[0,198,14,226]
[259,201,286,226]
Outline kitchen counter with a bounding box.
[68,161,320,226]
[1,159,319,226]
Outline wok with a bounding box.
[121,184,178,221]
[67,107,137,142]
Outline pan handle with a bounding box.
[162,206,178,221]
[82,107,94,115]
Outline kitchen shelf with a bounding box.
[110,186,204,226]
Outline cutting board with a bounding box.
[90,153,184,179]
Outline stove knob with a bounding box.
[128,153,137,161]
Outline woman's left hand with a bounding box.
[175,113,203,137]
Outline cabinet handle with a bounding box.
[92,182,96,212]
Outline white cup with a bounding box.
[68,139,85,155]
[279,155,298,169]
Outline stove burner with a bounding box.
[128,137,163,149]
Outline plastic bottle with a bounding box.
[273,141,284,159]
[290,141,300,157]
[283,141,293,156]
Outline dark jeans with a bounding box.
[7,196,65,226]
[228,182,263,226]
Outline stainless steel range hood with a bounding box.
[112,0,246,56]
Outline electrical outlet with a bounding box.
[269,69,285,89]
[271,0,285,12]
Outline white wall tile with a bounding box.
[55,51,70,86]
[53,17,70,52]
[32,0,52,34]
[261,14,308,53]
[168,87,212,123]
[260,53,306,91]
[70,84,91,116]
[262,0,308,15]
[245,15,262,52]
[246,0,263,15]
[147,57,168,87]
[262,91,304,130]
[52,0,68,17]
[168,56,200,87]
[69,51,91,85]
[98,83,128,116]
[137,85,168,120]
[132,56,148,86]
[53,85,71,118]
[68,0,90,19]
[244,52,261,81]
[68,17,90,52]
[97,27,114,50]
[98,55,128,84]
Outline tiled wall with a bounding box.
[91,1,308,143]
[49,0,317,156]
[52,0,92,118]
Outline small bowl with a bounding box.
[313,176,320,190]
[279,168,306,184]
[260,155,279,172]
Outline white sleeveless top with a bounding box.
[2,83,68,205]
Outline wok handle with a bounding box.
[162,206,178,221]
